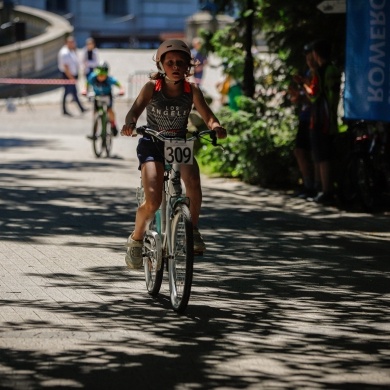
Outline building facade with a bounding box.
[13,0,201,47]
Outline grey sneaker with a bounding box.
[125,233,143,269]
[193,227,206,253]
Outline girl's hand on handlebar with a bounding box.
[214,126,227,139]
[120,123,137,136]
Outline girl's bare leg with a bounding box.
[181,160,202,227]
[132,161,164,241]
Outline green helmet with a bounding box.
[95,61,109,76]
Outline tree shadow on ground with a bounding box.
[1,248,389,389]
[0,137,52,151]
[0,157,134,243]
[1,146,389,389]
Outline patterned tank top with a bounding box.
[146,79,193,132]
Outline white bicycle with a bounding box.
[135,126,218,313]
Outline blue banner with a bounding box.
[344,0,390,121]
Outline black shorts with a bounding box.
[94,94,113,110]
[136,137,165,170]
[295,119,311,150]
[310,130,334,162]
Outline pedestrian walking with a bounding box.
[57,35,88,116]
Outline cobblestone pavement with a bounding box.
[1,51,390,389]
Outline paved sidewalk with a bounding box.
[1,58,390,388]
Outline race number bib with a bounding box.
[164,140,194,165]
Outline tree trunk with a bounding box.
[243,0,255,98]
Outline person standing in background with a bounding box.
[191,37,207,87]
[290,43,319,199]
[57,35,87,116]
[216,62,242,111]
[82,37,99,79]
[303,40,341,205]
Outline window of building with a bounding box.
[46,0,69,13]
[104,0,127,16]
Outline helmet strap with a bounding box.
[158,61,165,75]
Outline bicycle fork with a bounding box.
[160,188,173,261]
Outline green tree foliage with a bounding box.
[195,0,346,188]
[197,90,297,188]
[258,0,346,71]
[206,0,346,71]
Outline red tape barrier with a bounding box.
[0,78,77,85]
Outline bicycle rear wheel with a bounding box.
[144,230,163,296]
[93,115,105,158]
[104,127,112,157]
[169,203,194,313]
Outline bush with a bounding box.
[195,31,300,189]
[196,98,298,189]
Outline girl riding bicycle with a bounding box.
[121,39,227,269]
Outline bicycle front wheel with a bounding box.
[169,203,194,313]
[93,115,105,158]
[144,230,163,296]
[356,157,376,212]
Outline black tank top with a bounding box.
[146,79,193,131]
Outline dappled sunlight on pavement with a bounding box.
[0,104,389,389]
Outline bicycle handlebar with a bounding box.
[87,92,123,99]
[134,126,218,146]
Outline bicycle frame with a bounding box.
[138,126,215,257]
[89,94,113,158]
[95,95,110,124]
[156,163,189,264]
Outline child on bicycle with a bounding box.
[121,39,227,269]
[82,61,124,137]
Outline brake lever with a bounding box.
[209,131,226,152]
[210,131,217,146]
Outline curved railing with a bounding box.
[0,5,73,97]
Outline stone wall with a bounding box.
[0,5,73,98]
[185,11,234,43]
